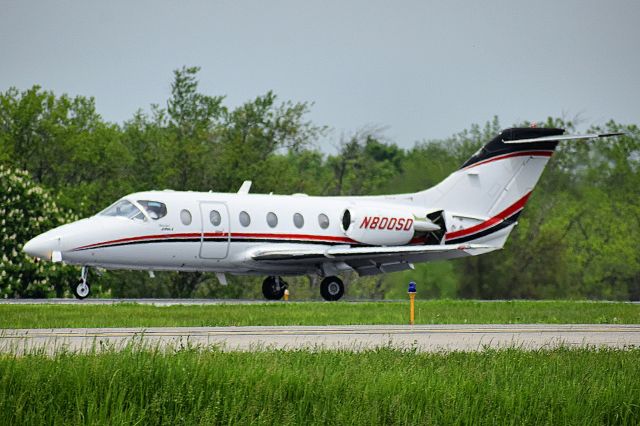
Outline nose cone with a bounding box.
[23,235,59,260]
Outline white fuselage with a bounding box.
[25,190,426,276]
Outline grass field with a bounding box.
[0,300,638,328]
[1,347,638,424]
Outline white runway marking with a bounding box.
[1,324,639,354]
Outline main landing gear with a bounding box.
[320,276,344,301]
[262,276,288,300]
[262,275,345,301]
[73,266,91,300]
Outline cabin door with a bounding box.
[199,201,230,259]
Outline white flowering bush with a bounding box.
[0,166,78,298]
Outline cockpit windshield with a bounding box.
[98,200,144,220]
[137,200,167,220]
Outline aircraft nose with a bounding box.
[23,235,59,261]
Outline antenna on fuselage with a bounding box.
[238,180,252,194]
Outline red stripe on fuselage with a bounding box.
[445,192,531,240]
[463,150,553,171]
[74,232,358,251]
[75,233,202,250]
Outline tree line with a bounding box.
[1,66,638,299]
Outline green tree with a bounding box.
[216,91,325,193]
[327,130,404,195]
[0,85,132,216]
[166,66,225,190]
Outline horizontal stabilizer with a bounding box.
[503,132,624,144]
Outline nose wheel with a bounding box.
[262,276,287,300]
[73,266,91,300]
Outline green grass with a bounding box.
[1,347,639,424]
[1,300,639,328]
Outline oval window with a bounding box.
[180,209,192,226]
[318,213,330,229]
[293,213,304,229]
[267,212,278,228]
[239,211,251,227]
[210,210,221,226]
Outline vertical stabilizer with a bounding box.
[416,127,564,247]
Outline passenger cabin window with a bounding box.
[210,210,222,226]
[138,200,167,220]
[99,200,142,220]
[239,211,251,227]
[267,212,278,228]
[318,213,330,229]
[293,213,304,229]
[180,209,192,225]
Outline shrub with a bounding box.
[0,166,77,298]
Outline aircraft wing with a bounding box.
[502,132,624,144]
[251,243,497,276]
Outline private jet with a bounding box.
[23,127,622,300]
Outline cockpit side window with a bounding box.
[99,200,143,219]
[132,211,146,221]
[137,200,167,220]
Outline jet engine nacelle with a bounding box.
[341,207,416,246]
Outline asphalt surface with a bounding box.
[1,298,638,306]
[1,324,639,354]
[0,298,278,306]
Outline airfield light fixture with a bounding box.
[408,281,417,325]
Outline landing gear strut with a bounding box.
[320,276,344,301]
[73,266,91,300]
[262,276,287,300]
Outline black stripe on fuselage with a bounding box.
[73,237,367,251]
[73,238,202,251]
[444,211,522,245]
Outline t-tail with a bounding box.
[415,127,623,249]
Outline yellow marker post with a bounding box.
[284,288,289,301]
[408,281,416,325]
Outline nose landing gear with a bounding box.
[73,266,91,300]
[262,276,288,300]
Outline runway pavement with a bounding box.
[1,298,638,306]
[1,324,639,354]
[0,298,278,306]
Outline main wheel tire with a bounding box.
[73,280,90,300]
[320,276,344,301]
[262,276,285,300]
